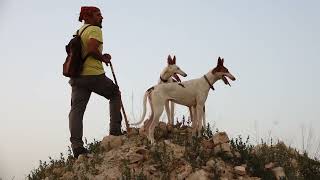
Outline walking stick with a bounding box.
[108,61,131,132]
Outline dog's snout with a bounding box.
[183,73,187,77]
[226,73,236,81]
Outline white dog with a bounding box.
[131,55,187,127]
[142,57,236,143]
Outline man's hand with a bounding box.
[102,53,112,65]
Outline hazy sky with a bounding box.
[1,0,319,179]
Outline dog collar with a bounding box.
[160,76,168,83]
[204,75,215,91]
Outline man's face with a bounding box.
[91,10,103,27]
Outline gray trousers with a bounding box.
[68,74,122,150]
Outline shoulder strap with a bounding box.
[77,25,93,37]
[78,25,94,61]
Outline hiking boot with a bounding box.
[109,110,123,136]
[73,146,88,158]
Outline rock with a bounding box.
[158,121,167,131]
[213,143,232,154]
[186,169,210,180]
[212,132,229,146]
[156,121,168,138]
[290,158,298,169]
[164,140,185,159]
[52,167,65,176]
[225,151,234,158]
[202,166,212,172]
[186,127,194,134]
[249,177,262,180]
[73,162,88,179]
[145,164,157,174]
[170,162,193,180]
[235,151,241,158]
[173,127,179,133]
[97,166,122,179]
[241,164,247,169]
[135,147,149,157]
[139,126,147,137]
[126,151,144,163]
[127,127,139,137]
[214,159,233,179]
[237,177,261,180]
[272,167,286,180]
[75,154,87,163]
[288,147,299,156]
[167,124,174,132]
[60,171,76,180]
[206,159,215,169]
[33,129,308,180]
[264,162,275,170]
[201,139,214,149]
[101,135,123,151]
[94,174,108,180]
[214,159,226,170]
[234,166,246,176]
[87,153,94,158]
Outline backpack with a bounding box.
[63,25,92,77]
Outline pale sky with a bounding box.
[1,0,319,179]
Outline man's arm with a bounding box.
[87,38,111,64]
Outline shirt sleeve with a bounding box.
[88,26,103,43]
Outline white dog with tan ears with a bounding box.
[140,57,236,144]
[131,55,187,128]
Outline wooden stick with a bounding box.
[108,62,130,132]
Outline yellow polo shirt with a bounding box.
[78,24,105,75]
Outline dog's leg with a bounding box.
[191,106,198,135]
[148,99,164,144]
[148,110,163,144]
[164,100,170,125]
[143,116,152,136]
[202,105,206,128]
[196,105,204,135]
[189,106,193,126]
[169,101,175,125]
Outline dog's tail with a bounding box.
[130,89,150,126]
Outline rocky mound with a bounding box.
[28,122,320,180]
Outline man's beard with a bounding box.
[98,21,102,28]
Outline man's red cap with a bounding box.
[79,6,100,22]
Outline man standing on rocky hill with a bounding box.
[68,6,122,158]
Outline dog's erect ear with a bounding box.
[173,56,176,64]
[221,58,224,65]
[168,55,174,65]
[217,57,222,66]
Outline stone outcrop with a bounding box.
[33,123,310,180]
